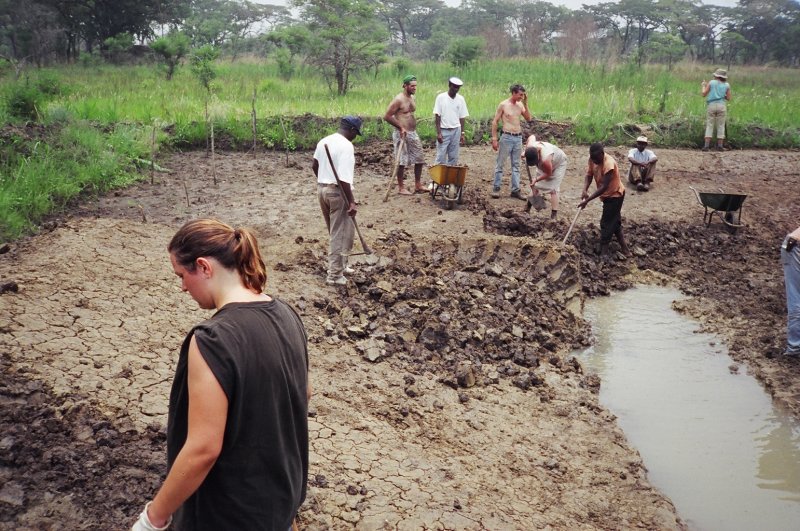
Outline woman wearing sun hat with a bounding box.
[700,68,732,151]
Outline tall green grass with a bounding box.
[0,121,151,239]
[19,58,799,148]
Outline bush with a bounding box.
[103,33,135,64]
[394,57,411,75]
[34,71,67,96]
[447,37,483,67]
[4,83,44,121]
[275,48,295,81]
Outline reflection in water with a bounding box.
[577,285,800,531]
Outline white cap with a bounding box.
[636,135,648,143]
[449,77,464,86]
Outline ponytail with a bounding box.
[168,219,267,293]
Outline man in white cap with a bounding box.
[433,77,469,165]
[627,135,658,191]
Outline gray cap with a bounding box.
[340,115,363,136]
[449,77,464,86]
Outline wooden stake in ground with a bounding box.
[150,124,156,185]
[383,137,406,202]
[279,116,290,167]
[251,87,257,158]
[183,179,190,208]
[211,120,217,186]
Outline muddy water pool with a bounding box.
[576,285,800,531]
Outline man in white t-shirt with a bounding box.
[433,77,469,165]
[313,116,361,285]
[627,135,658,192]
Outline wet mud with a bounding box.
[1,143,798,529]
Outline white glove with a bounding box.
[131,502,171,531]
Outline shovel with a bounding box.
[562,207,583,245]
[383,137,406,202]
[324,144,372,255]
[524,166,546,211]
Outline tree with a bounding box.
[294,0,388,95]
[513,0,569,56]
[447,36,484,66]
[103,33,134,64]
[719,31,754,68]
[191,44,220,94]
[182,0,286,58]
[151,31,190,80]
[378,0,444,53]
[643,31,688,69]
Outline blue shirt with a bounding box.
[706,79,729,104]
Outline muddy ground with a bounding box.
[1,142,799,530]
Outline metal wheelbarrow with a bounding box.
[689,186,747,231]
[429,164,467,210]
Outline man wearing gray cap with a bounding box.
[433,77,469,165]
[312,116,362,285]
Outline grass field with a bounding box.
[5,57,800,147]
[1,57,799,240]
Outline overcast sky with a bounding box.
[257,0,738,11]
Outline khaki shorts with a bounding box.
[392,130,425,166]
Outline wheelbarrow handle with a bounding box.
[689,186,704,207]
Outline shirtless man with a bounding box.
[384,75,426,195]
[491,84,532,199]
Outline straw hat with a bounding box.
[713,69,728,80]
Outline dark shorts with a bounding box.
[600,195,624,243]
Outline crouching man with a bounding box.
[627,135,658,191]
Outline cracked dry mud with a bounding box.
[1,143,799,530]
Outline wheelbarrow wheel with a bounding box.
[443,184,457,210]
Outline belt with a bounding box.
[784,236,798,252]
[318,183,338,188]
[502,131,522,136]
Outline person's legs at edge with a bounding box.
[447,127,460,165]
[628,165,641,184]
[393,131,412,195]
[318,185,331,233]
[434,131,449,165]
[716,105,727,150]
[325,187,353,282]
[493,135,511,197]
[599,196,625,255]
[643,161,657,184]
[414,163,425,192]
[783,241,800,354]
[510,137,522,196]
[703,105,715,150]
[549,190,559,219]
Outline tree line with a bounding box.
[1,0,799,93]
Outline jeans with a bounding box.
[318,184,354,280]
[782,236,800,354]
[493,133,522,193]
[434,127,461,165]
